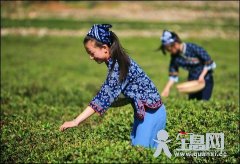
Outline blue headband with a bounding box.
[161,30,175,46]
[87,24,112,45]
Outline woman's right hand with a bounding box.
[59,106,95,132]
[161,88,170,97]
[59,120,78,132]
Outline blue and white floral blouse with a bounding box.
[169,42,216,82]
[89,57,163,119]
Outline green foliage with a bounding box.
[1,36,239,163]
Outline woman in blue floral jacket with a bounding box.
[60,24,166,148]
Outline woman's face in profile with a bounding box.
[165,42,181,55]
[84,40,110,64]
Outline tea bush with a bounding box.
[1,36,239,163]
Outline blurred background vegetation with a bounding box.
[1,1,239,38]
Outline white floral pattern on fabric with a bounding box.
[89,57,162,119]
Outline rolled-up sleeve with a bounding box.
[169,58,179,82]
[194,45,216,71]
[89,69,122,115]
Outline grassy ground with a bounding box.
[1,35,239,163]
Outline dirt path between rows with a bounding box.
[2,1,239,23]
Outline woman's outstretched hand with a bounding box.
[59,106,95,132]
[59,120,78,132]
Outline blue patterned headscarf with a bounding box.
[87,24,112,45]
[161,30,176,46]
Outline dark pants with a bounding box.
[188,76,214,100]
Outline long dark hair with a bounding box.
[83,31,130,82]
[157,31,182,55]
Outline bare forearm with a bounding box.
[161,80,175,97]
[164,80,175,90]
[199,68,208,78]
[74,106,95,125]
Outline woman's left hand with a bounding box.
[198,76,205,83]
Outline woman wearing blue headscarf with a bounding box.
[60,24,167,148]
[160,30,216,100]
